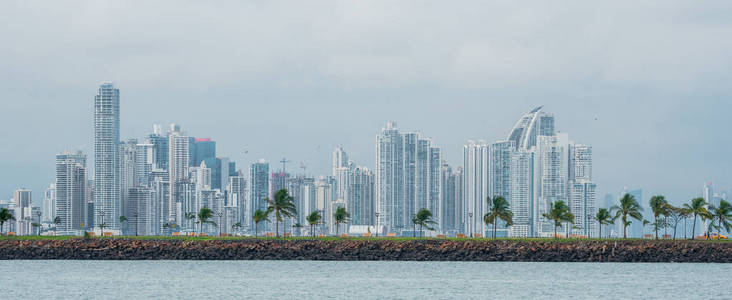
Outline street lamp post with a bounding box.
[375,212,380,237]
[216,210,223,236]
[36,210,42,236]
[98,209,106,237]
[468,212,474,238]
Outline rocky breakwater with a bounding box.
[0,239,730,262]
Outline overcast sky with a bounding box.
[1,1,731,206]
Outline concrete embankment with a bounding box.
[0,239,729,262]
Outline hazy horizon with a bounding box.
[2,1,731,206]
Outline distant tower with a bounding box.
[94,82,121,229]
[168,124,190,226]
[376,122,405,233]
[55,151,87,234]
[249,160,270,231]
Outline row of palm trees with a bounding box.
[251,189,351,237]
[452,194,731,240]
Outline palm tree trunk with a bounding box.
[336,223,339,236]
[691,213,697,240]
[420,224,423,238]
[255,223,258,237]
[718,216,722,238]
[598,225,602,239]
[654,216,658,240]
[672,222,677,240]
[276,217,280,238]
[493,219,497,239]
[554,224,557,238]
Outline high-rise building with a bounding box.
[533,133,569,237]
[507,106,555,151]
[13,189,33,235]
[94,82,121,230]
[191,138,216,167]
[228,174,247,230]
[168,124,190,226]
[463,140,488,236]
[43,183,56,223]
[147,125,169,171]
[120,138,138,234]
[249,160,269,231]
[376,122,405,233]
[490,140,514,237]
[55,151,87,234]
[568,143,595,237]
[509,150,532,237]
[347,166,375,226]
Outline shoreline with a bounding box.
[1,238,730,262]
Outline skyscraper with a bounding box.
[168,124,190,226]
[347,166,375,226]
[147,125,169,171]
[94,82,121,230]
[43,183,56,223]
[463,140,488,236]
[55,151,88,234]
[376,122,405,233]
[249,160,269,231]
[13,189,33,235]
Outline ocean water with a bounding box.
[0,261,728,299]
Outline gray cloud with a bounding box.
[1,0,731,204]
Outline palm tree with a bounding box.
[683,197,709,239]
[334,207,349,236]
[184,212,197,233]
[642,219,650,236]
[252,209,270,237]
[413,208,437,238]
[0,208,14,235]
[197,207,215,235]
[594,208,614,238]
[305,211,322,237]
[119,216,128,234]
[292,223,303,237]
[649,195,668,240]
[542,200,573,238]
[611,193,644,239]
[231,222,242,235]
[483,197,513,239]
[267,189,298,238]
[707,200,732,238]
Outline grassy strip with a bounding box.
[0,235,729,243]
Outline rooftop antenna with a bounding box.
[280,157,291,173]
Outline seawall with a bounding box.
[0,239,729,262]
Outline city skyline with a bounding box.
[2,81,725,239]
[2,2,732,207]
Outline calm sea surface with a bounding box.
[0,260,728,299]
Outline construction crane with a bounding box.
[280,157,291,173]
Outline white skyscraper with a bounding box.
[509,150,532,237]
[463,140,489,236]
[94,82,121,230]
[13,189,34,235]
[348,166,375,226]
[376,122,405,233]
[43,183,56,223]
[534,133,569,237]
[568,143,596,237]
[56,151,87,234]
[249,160,269,231]
[168,124,190,226]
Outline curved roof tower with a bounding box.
[506,106,555,150]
